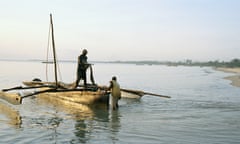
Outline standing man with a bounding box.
[75,49,90,87]
[109,76,121,110]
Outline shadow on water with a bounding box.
[0,101,22,128]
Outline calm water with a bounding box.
[0,61,240,144]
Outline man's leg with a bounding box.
[83,70,87,86]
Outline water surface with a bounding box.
[0,61,240,143]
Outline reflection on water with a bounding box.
[0,91,122,143]
[74,119,90,143]
[45,112,63,143]
[0,101,22,128]
[109,110,121,142]
[73,106,122,143]
[35,94,122,143]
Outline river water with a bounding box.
[0,61,240,144]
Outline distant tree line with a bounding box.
[109,58,240,67]
[175,58,240,68]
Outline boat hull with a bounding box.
[36,89,110,106]
[22,81,110,106]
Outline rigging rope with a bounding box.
[55,51,63,81]
[45,21,62,82]
[45,22,51,82]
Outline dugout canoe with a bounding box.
[22,81,110,106]
[0,80,110,105]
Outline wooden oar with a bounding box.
[2,86,23,92]
[0,86,58,105]
[142,91,171,98]
[120,88,171,98]
[97,85,170,98]
[2,85,56,92]
[21,88,57,99]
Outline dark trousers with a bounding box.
[76,68,87,86]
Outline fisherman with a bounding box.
[75,49,91,88]
[109,76,121,110]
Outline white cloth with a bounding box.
[111,80,121,109]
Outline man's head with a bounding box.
[82,49,88,55]
[112,76,117,81]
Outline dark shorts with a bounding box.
[77,68,86,80]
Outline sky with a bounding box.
[0,0,240,62]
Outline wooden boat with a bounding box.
[23,81,110,106]
[0,79,170,105]
[0,80,170,105]
[0,82,110,106]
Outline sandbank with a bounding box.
[215,67,240,88]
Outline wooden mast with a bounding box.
[50,14,58,88]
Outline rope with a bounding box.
[90,65,95,84]
[45,22,51,82]
[45,20,62,82]
[56,52,62,81]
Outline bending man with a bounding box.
[109,76,121,110]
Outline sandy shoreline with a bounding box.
[215,67,240,88]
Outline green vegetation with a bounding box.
[165,58,240,67]
[109,58,240,68]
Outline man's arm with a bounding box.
[108,81,113,90]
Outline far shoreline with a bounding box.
[215,67,240,88]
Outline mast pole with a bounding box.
[50,14,58,88]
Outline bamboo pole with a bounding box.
[2,85,56,92]
[120,88,171,98]
[50,14,58,88]
[98,85,171,99]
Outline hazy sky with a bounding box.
[0,0,239,61]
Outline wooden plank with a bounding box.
[22,81,55,86]
[121,88,171,99]
[2,85,56,92]
[0,91,22,105]
[121,90,142,99]
[22,81,75,89]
